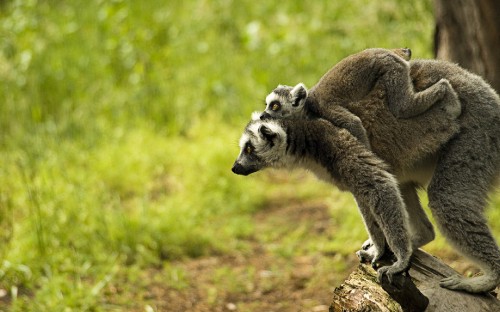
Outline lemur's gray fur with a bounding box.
[233,49,500,293]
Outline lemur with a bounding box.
[233,50,500,293]
[260,48,461,151]
[233,116,413,286]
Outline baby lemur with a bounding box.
[233,48,500,294]
[261,48,460,153]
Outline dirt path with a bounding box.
[133,200,359,312]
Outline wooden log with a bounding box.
[330,249,500,312]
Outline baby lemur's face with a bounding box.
[260,83,308,120]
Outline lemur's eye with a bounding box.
[271,101,281,111]
[245,144,253,154]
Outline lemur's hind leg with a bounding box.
[382,55,460,119]
[400,183,435,249]
[428,131,500,293]
[356,215,386,265]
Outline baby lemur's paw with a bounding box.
[435,78,452,96]
[436,78,462,118]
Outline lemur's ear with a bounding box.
[259,124,277,142]
[291,83,308,107]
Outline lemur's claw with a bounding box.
[377,266,393,284]
[376,260,411,284]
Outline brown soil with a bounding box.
[107,200,359,312]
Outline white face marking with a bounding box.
[251,111,262,121]
[265,91,281,106]
[247,121,261,138]
[239,133,250,150]
[261,120,285,137]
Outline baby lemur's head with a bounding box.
[260,83,308,120]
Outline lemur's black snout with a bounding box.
[260,112,272,120]
[232,162,258,176]
[231,162,245,175]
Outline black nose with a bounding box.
[231,162,241,174]
[231,162,254,176]
[260,112,272,120]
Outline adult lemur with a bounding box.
[232,49,500,293]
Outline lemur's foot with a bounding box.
[357,239,394,268]
[356,245,387,268]
[356,241,381,263]
[356,249,371,263]
[361,238,373,251]
[440,274,500,293]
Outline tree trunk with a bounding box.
[330,249,500,312]
[434,0,500,92]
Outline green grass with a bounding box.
[0,0,498,310]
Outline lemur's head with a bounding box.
[232,115,288,176]
[259,83,308,120]
[391,48,411,62]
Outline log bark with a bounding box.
[434,0,500,92]
[330,249,500,312]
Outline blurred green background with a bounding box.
[0,0,498,311]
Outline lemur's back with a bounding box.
[341,82,459,175]
[310,48,406,105]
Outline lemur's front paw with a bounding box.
[376,260,411,284]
